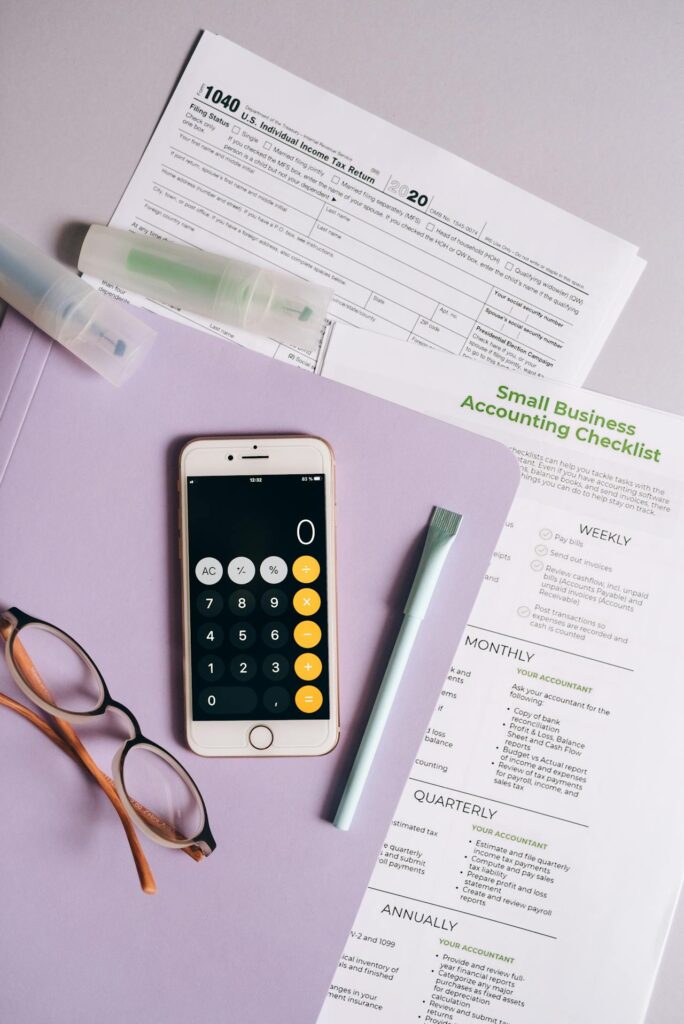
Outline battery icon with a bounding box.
[313,475,321,480]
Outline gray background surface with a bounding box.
[1,1,682,1020]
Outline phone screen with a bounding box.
[186,473,330,721]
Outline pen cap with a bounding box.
[79,225,333,352]
[40,284,156,386]
[0,223,154,385]
[218,264,333,352]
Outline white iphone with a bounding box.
[179,436,339,757]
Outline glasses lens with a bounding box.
[121,744,205,845]
[12,623,105,713]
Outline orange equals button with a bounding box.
[295,685,323,713]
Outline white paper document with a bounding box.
[90,30,643,381]
[318,327,684,1024]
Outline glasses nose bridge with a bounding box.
[107,699,142,739]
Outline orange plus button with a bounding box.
[293,587,321,616]
[293,620,322,649]
[295,684,323,713]
[295,652,323,681]
[292,555,320,584]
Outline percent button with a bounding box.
[260,556,288,583]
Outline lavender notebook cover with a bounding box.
[0,309,518,1024]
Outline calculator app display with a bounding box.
[187,474,330,721]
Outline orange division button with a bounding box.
[294,653,323,681]
[295,685,323,713]
[293,620,322,649]
[292,555,320,584]
[293,587,321,616]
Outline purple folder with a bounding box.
[0,308,517,1024]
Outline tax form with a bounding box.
[318,326,684,1024]
[89,30,644,382]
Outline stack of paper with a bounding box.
[80,29,682,1024]
[86,31,643,385]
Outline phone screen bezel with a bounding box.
[179,436,338,757]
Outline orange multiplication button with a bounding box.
[295,685,323,713]
[293,620,322,649]
[293,588,321,616]
[292,555,320,584]
[294,652,322,681]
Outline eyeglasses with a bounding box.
[0,607,216,894]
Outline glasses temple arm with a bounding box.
[1,620,205,863]
[1,623,157,894]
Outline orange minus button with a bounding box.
[293,620,322,649]
[295,685,323,713]
[294,652,322,681]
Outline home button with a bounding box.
[249,725,274,750]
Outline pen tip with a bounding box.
[430,506,462,537]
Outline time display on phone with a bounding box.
[187,474,329,721]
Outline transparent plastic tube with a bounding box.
[0,223,155,385]
[79,226,333,352]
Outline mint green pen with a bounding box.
[334,507,463,831]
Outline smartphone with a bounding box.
[179,436,339,757]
